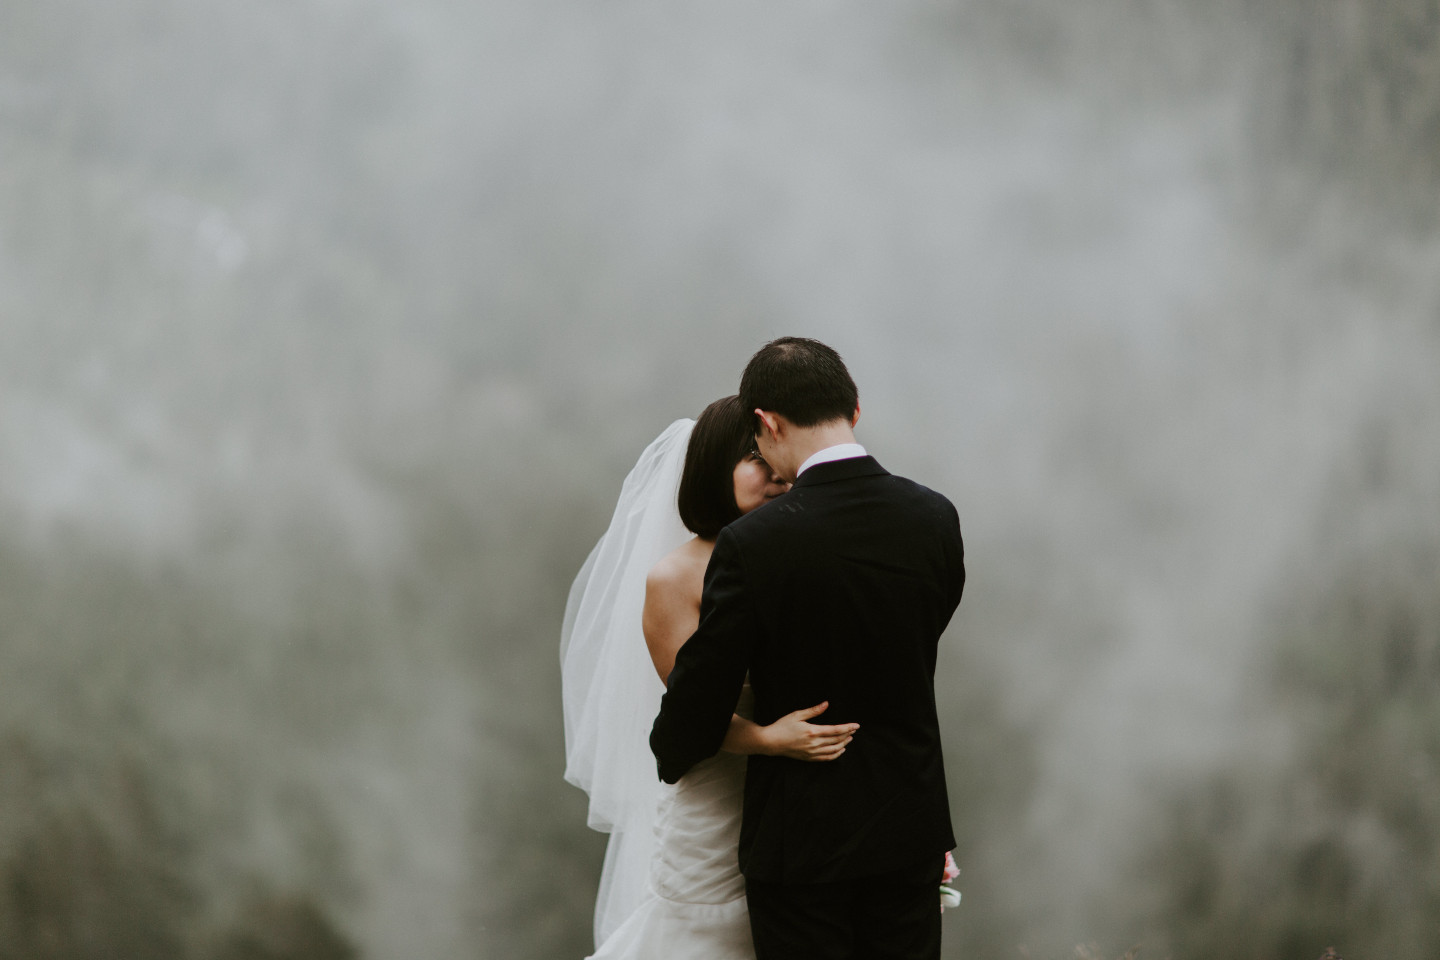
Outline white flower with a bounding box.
[939,885,962,912]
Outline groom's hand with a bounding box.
[762,701,859,762]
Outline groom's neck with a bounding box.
[785,420,858,476]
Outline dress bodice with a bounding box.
[647,681,752,908]
[590,683,754,957]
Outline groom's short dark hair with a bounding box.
[739,337,858,427]
[678,396,756,539]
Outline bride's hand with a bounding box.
[762,701,858,761]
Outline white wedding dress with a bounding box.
[589,684,755,959]
[561,419,755,959]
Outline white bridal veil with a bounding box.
[561,418,695,946]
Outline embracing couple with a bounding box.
[562,337,966,960]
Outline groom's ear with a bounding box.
[755,409,780,440]
[851,403,861,428]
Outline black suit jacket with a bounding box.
[650,456,965,883]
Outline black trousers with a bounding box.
[745,853,942,960]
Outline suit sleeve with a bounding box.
[649,527,756,784]
[950,500,966,610]
[934,496,966,632]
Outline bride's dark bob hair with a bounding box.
[678,396,757,540]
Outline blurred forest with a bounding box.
[1,1,1438,958]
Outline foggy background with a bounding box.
[2,1,1438,958]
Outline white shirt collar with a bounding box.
[796,442,868,477]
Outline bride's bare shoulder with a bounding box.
[645,538,712,599]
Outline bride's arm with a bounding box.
[722,703,857,761]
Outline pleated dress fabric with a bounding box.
[589,687,755,960]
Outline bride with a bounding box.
[562,397,858,958]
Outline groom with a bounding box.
[651,337,965,960]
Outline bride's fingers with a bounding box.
[791,701,830,720]
[806,723,859,737]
